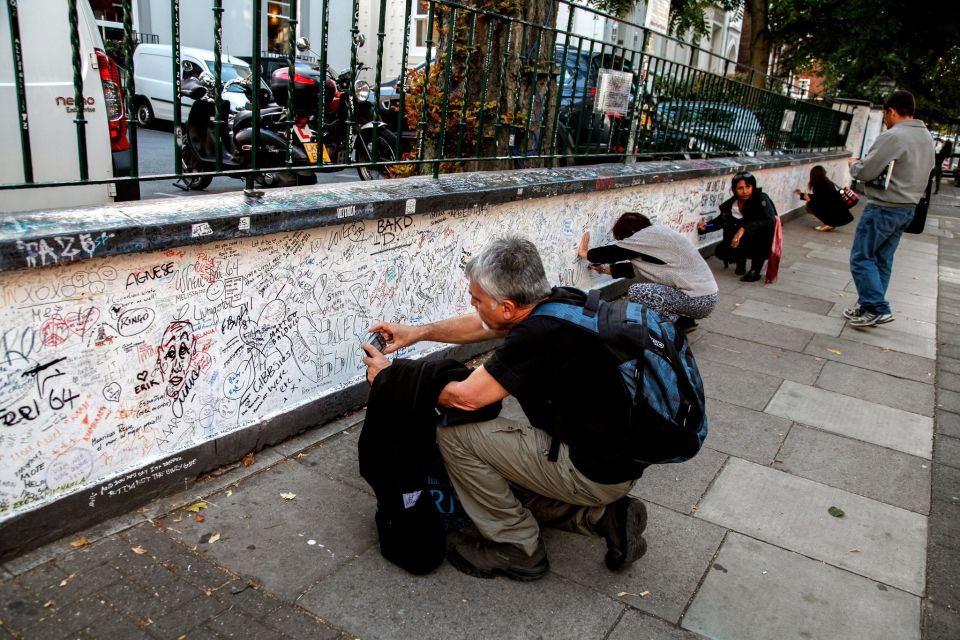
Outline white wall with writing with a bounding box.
[0,160,846,520]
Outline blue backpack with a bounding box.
[533,288,707,470]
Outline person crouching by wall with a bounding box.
[578,212,718,333]
[697,171,777,282]
[792,165,854,232]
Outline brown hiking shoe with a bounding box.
[448,538,549,581]
[595,496,648,571]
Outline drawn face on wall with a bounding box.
[158,321,196,396]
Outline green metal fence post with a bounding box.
[435,7,458,177]
[285,0,299,168]
[395,0,414,161]
[122,0,138,179]
[171,0,181,180]
[316,0,330,168]
[547,7,576,164]
[415,2,436,171]
[6,0,33,183]
[372,0,390,164]
[212,0,224,173]
[472,15,497,160]
[246,0,262,197]
[454,12,478,163]
[68,0,89,181]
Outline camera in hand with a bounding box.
[366,332,387,353]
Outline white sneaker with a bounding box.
[849,312,894,328]
[842,306,861,320]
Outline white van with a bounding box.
[132,44,256,126]
[0,0,136,212]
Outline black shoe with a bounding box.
[448,538,549,581]
[735,261,747,276]
[595,496,648,571]
[740,270,762,282]
[675,316,698,333]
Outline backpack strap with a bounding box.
[532,301,600,333]
[530,295,600,462]
[584,289,602,318]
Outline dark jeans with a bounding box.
[849,203,915,315]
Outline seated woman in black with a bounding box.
[697,171,777,283]
[792,164,853,232]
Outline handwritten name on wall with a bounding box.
[0,161,842,519]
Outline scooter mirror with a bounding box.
[353,33,366,48]
[296,37,310,52]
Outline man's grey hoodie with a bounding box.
[850,119,935,206]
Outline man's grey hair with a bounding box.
[464,236,551,306]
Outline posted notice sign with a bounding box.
[594,69,634,116]
[645,0,671,34]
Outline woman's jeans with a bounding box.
[849,203,915,315]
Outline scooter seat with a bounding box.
[232,106,284,133]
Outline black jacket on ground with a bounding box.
[359,358,501,574]
[699,189,777,264]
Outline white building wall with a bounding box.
[137,0,352,71]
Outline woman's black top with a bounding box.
[807,179,853,227]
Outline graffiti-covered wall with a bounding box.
[0,157,848,541]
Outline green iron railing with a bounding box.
[0,0,852,200]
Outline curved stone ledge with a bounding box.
[0,151,846,274]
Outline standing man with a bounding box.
[361,237,648,581]
[845,90,935,328]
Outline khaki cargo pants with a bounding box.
[437,416,635,557]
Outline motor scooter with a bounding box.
[177,74,318,190]
[269,36,397,181]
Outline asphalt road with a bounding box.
[133,125,360,200]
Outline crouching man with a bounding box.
[361,236,648,581]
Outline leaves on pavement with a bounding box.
[828,506,845,518]
[199,532,221,544]
[280,492,297,501]
[185,501,208,513]
[131,546,147,555]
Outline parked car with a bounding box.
[0,0,136,211]
[638,101,766,156]
[132,44,270,127]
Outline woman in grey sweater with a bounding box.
[578,212,718,331]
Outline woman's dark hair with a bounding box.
[731,171,757,192]
[612,212,652,240]
[808,164,835,192]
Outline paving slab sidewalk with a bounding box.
[3,186,959,639]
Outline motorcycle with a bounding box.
[177,72,319,190]
[268,36,398,181]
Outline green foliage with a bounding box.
[667,0,743,40]
[769,0,960,120]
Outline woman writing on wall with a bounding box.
[792,165,854,232]
[579,212,718,332]
[697,171,777,283]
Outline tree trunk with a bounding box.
[748,0,770,89]
[427,1,558,172]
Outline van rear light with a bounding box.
[95,49,129,152]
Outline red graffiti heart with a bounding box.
[64,307,100,337]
